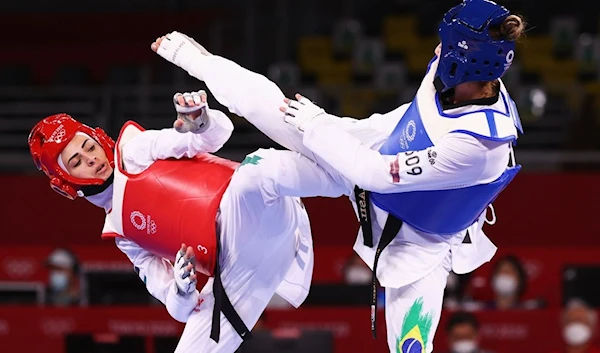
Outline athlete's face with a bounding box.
[60,134,113,180]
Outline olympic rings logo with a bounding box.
[130,211,157,235]
[47,125,67,144]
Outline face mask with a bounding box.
[452,340,477,353]
[49,271,70,291]
[345,267,372,285]
[563,323,592,346]
[492,274,517,296]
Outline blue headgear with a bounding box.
[435,0,516,92]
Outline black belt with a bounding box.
[210,241,253,343]
[355,186,403,339]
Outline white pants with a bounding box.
[175,148,345,353]
[385,253,450,353]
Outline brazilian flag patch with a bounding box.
[397,297,434,353]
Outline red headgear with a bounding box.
[28,113,115,200]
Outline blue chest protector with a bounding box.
[369,99,521,235]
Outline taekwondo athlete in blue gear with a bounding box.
[278,1,525,352]
[371,0,523,236]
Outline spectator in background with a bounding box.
[45,248,82,306]
[444,312,493,353]
[486,255,542,310]
[551,299,600,353]
[342,253,385,307]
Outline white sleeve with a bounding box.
[122,111,233,173]
[114,237,200,323]
[322,103,411,137]
[302,117,510,193]
[190,108,235,151]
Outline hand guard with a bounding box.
[282,95,325,132]
[173,248,197,296]
[173,90,210,133]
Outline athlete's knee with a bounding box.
[230,149,281,202]
[228,167,263,198]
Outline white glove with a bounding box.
[173,244,198,296]
[153,31,211,77]
[173,90,211,133]
[282,94,326,132]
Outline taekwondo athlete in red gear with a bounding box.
[28,90,347,353]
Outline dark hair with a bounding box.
[491,254,528,297]
[479,15,526,94]
[446,311,480,332]
[489,14,527,42]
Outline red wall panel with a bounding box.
[0,307,596,353]
[4,173,600,246]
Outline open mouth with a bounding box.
[96,163,106,175]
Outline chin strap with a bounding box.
[433,76,447,92]
[79,173,114,197]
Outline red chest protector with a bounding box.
[102,122,238,277]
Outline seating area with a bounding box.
[3,9,599,157]
[269,15,599,144]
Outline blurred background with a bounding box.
[1,0,600,352]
